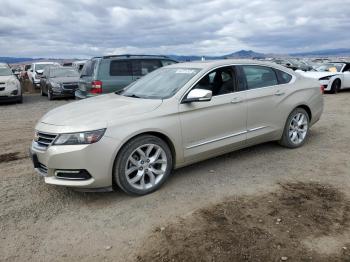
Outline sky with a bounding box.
[0,0,349,58]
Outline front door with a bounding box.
[179,66,247,162]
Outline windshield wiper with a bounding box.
[123,94,141,98]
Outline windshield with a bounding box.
[35,64,55,71]
[315,63,344,72]
[120,68,200,99]
[50,68,79,78]
[0,66,12,76]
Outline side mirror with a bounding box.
[182,89,212,103]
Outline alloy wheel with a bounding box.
[125,144,167,190]
[288,112,308,145]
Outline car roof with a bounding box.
[167,59,293,72]
[101,54,175,60]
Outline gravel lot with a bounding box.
[1,92,350,261]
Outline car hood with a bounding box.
[38,93,163,131]
[51,76,80,83]
[298,71,340,79]
[0,75,16,82]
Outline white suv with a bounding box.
[28,62,60,87]
[0,63,22,103]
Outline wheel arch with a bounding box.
[295,104,312,121]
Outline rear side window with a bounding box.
[241,65,278,89]
[132,60,161,76]
[81,60,97,77]
[275,69,292,84]
[110,60,132,76]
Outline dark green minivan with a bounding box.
[75,55,177,99]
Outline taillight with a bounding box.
[320,85,325,94]
[90,80,102,94]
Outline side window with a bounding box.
[110,60,131,76]
[342,64,350,72]
[161,60,177,66]
[241,65,278,89]
[275,69,292,84]
[81,60,96,77]
[131,60,161,76]
[193,66,235,96]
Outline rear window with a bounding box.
[275,69,292,84]
[241,65,278,89]
[110,60,132,76]
[81,59,97,77]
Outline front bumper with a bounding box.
[319,80,331,91]
[30,135,120,189]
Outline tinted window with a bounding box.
[194,66,235,96]
[110,60,131,76]
[275,69,292,84]
[161,60,177,66]
[132,60,161,76]
[241,65,278,89]
[81,59,97,77]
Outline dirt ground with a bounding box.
[0,91,350,262]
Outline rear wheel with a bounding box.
[114,135,173,195]
[279,108,310,148]
[330,79,341,94]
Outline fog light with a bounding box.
[54,169,92,180]
[11,90,18,95]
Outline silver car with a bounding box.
[30,60,323,195]
[0,63,22,103]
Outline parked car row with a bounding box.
[30,59,324,196]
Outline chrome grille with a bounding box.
[63,83,78,90]
[36,131,57,149]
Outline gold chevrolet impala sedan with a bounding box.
[30,60,324,195]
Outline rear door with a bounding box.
[103,59,133,93]
[341,63,350,88]
[238,65,292,143]
[131,59,162,81]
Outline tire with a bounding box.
[330,79,341,94]
[17,94,23,104]
[114,135,173,195]
[279,108,310,148]
[47,90,54,100]
[40,86,45,96]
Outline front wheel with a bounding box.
[279,108,310,148]
[330,79,341,94]
[114,135,173,195]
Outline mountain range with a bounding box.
[2,48,350,64]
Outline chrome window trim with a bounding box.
[179,63,296,103]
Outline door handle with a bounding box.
[274,90,285,96]
[231,97,243,104]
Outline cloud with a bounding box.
[0,0,348,57]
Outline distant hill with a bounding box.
[224,50,266,59]
[0,57,36,63]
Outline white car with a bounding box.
[27,62,60,87]
[297,62,350,94]
[0,63,22,103]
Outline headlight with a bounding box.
[7,79,19,89]
[53,129,106,145]
[319,75,335,81]
[51,82,61,88]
